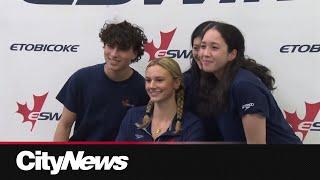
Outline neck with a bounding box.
[104,64,133,82]
[153,97,177,122]
[214,69,223,80]
[151,97,177,139]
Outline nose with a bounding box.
[109,47,119,58]
[147,80,156,89]
[150,80,156,88]
[201,46,210,57]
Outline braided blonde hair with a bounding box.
[136,57,184,134]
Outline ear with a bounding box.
[133,50,138,59]
[227,49,237,62]
[173,78,181,91]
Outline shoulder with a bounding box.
[132,69,145,79]
[122,106,146,126]
[182,111,202,127]
[233,68,259,83]
[183,70,192,83]
[78,63,103,73]
[71,63,103,79]
[126,106,146,117]
[183,69,192,79]
[127,69,145,84]
[232,68,266,90]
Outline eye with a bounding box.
[193,46,200,51]
[155,78,164,82]
[145,78,151,83]
[200,44,206,49]
[105,44,112,48]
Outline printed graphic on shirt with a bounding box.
[135,134,144,139]
[241,103,255,111]
[122,98,135,108]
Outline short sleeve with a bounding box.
[56,71,82,113]
[232,82,270,119]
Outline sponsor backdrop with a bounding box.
[1,0,319,143]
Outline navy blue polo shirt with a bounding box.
[183,70,223,141]
[116,106,205,141]
[56,63,149,141]
[216,68,302,144]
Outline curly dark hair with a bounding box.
[99,20,147,63]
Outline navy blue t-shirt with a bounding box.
[56,63,149,141]
[183,70,223,141]
[116,106,205,141]
[217,68,302,144]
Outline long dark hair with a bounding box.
[185,21,217,81]
[197,22,276,118]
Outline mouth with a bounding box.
[201,60,213,66]
[110,58,120,62]
[147,89,161,97]
[108,58,121,66]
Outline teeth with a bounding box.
[148,90,161,94]
[108,58,120,62]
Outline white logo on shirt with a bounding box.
[242,103,255,111]
[135,134,144,139]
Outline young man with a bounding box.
[53,20,149,141]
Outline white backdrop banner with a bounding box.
[1,0,319,143]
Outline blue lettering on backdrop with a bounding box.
[24,0,73,4]
[10,43,80,52]
[23,0,291,5]
[76,0,130,5]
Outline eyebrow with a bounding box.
[201,41,219,45]
[146,76,166,79]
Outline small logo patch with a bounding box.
[242,103,255,111]
[135,134,144,139]
[122,99,135,108]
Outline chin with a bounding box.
[202,67,211,72]
[202,66,215,73]
[110,66,122,71]
[150,97,161,102]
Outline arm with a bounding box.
[242,113,266,144]
[115,109,132,141]
[53,107,76,141]
[232,81,270,144]
[184,114,205,141]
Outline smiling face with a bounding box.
[145,65,180,103]
[199,28,236,79]
[104,44,137,72]
[192,37,202,68]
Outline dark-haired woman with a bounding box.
[198,21,302,144]
[183,21,223,141]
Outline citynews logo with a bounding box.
[144,28,191,61]
[285,102,320,141]
[23,0,291,5]
[10,43,80,52]
[16,151,129,175]
[16,92,61,131]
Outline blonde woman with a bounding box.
[116,57,204,141]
